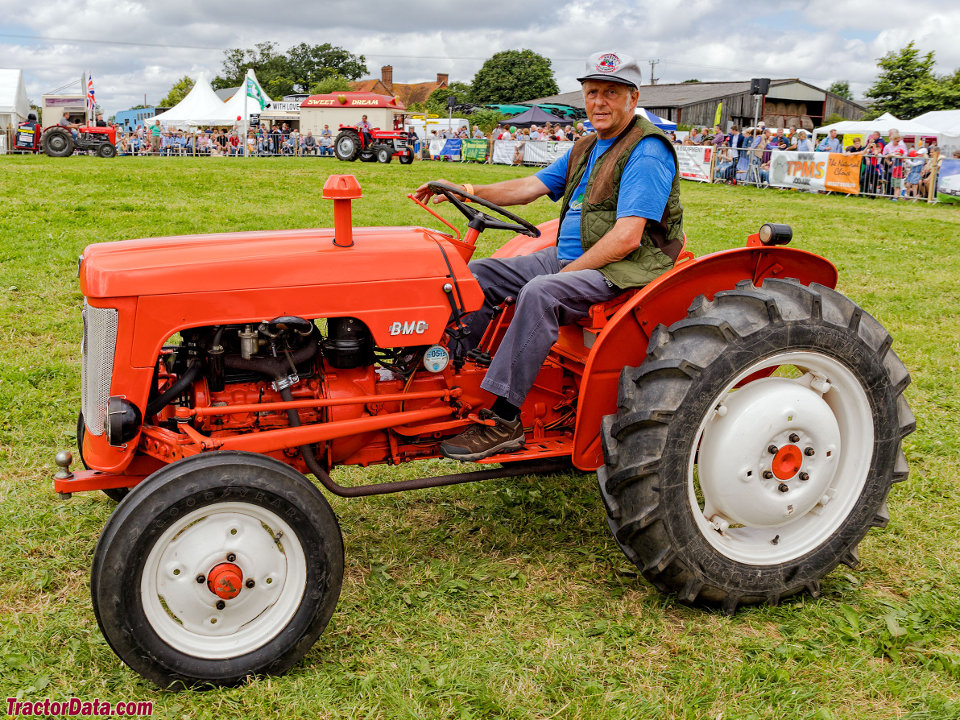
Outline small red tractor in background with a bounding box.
[334,124,414,164]
[39,123,117,158]
[55,176,913,688]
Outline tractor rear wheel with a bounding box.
[91,451,344,688]
[375,145,392,163]
[97,142,117,158]
[333,131,359,161]
[42,128,74,157]
[599,278,914,612]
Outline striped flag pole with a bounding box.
[86,72,96,125]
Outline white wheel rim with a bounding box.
[140,501,307,659]
[689,351,874,565]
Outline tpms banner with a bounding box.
[676,146,713,182]
[768,152,861,194]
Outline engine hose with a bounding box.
[223,341,318,378]
[145,360,201,417]
[277,385,331,484]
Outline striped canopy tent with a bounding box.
[635,107,676,131]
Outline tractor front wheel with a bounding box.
[599,278,914,612]
[91,452,344,688]
[42,128,74,157]
[375,145,392,163]
[333,131,359,161]
[97,142,117,158]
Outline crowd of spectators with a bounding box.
[115,121,338,157]
[678,122,944,199]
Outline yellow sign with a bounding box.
[842,133,863,149]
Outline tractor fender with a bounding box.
[492,219,559,258]
[571,246,838,471]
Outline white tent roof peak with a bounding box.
[0,69,30,125]
[150,73,235,128]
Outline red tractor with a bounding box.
[333,123,414,164]
[55,176,913,688]
[40,124,117,158]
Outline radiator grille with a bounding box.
[80,301,118,436]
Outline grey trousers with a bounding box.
[463,247,621,407]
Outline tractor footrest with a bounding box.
[477,437,572,465]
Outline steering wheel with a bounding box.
[427,181,540,238]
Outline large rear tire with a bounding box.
[333,131,359,161]
[91,451,344,688]
[599,278,914,612]
[42,128,74,157]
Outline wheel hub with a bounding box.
[699,377,840,528]
[207,562,243,599]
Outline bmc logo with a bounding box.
[389,320,429,335]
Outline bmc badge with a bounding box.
[389,320,429,336]
[596,54,621,73]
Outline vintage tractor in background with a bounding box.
[40,124,117,158]
[333,124,414,164]
[55,176,914,688]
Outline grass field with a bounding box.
[1,155,959,719]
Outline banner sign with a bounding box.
[461,139,488,162]
[676,145,712,182]
[767,151,860,194]
[522,140,574,165]
[492,140,517,165]
[937,158,960,204]
[429,138,461,160]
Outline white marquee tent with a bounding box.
[912,110,960,154]
[149,70,273,129]
[812,112,941,144]
[222,70,272,125]
[0,69,30,130]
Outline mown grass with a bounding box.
[0,155,958,719]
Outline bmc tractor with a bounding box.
[55,177,914,688]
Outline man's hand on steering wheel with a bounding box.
[412,181,540,238]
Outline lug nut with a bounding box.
[226,553,236,562]
[215,600,226,610]
[804,447,815,456]
[767,445,778,455]
[196,575,205,584]
[799,472,810,481]
[763,470,774,479]
[778,483,789,493]
[246,579,256,589]
[789,433,800,443]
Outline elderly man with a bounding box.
[414,50,683,461]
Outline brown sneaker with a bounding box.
[440,409,525,462]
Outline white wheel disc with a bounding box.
[689,351,874,564]
[141,502,307,659]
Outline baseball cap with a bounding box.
[577,51,643,89]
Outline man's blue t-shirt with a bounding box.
[535,136,674,261]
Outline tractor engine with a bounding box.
[149,316,459,471]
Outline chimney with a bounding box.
[436,73,449,86]
[381,65,393,92]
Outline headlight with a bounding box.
[105,397,142,446]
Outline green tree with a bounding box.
[425,82,472,115]
[865,42,938,118]
[309,75,353,95]
[827,81,852,100]
[160,76,195,107]
[287,43,367,92]
[466,108,506,133]
[470,50,559,103]
[681,79,701,84]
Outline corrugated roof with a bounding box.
[528,79,821,109]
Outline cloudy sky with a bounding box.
[2,0,960,115]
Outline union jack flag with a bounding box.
[86,73,95,113]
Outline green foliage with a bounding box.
[466,108,506,133]
[681,78,701,84]
[0,157,959,718]
[470,49,559,103]
[213,41,366,98]
[159,75,195,108]
[425,82,473,115]
[827,81,852,100]
[824,112,846,125]
[309,75,353,95]
[864,41,960,119]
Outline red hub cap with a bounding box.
[207,563,243,599]
[772,444,803,480]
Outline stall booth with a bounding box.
[299,92,407,136]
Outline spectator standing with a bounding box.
[472,125,484,139]
[711,124,724,146]
[320,125,334,156]
[150,121,161,154]
[728,125,742,149]
[792,129,813,152]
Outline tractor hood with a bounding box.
[81,226,470,299]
